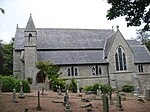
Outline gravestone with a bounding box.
[102,94,109,112]
[77,82,80,96]
[18,81,25,98]
[145,80,150,100]
[133,74,141,96]
[116,92,123,111]
[37,91,41,110]
[12,89,18,103]
[58,86,62,95]
[41,87,44,95]
[0,79,2,92]
[64,103,72,112]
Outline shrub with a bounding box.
[27,77,33,84]
[68,78,77,93]
[1,76,15,92]
[15,80,30,93]
[83,85,93,91]
[100,84,112,93]
[83,83,112,94]
[122,85,134,93]
[51,78,65,92]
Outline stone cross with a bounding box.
[18,81,25,98]
[37,91,41,110]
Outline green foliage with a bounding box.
[0,8,5,14]
[36,61,60,80]
[1,76,15,92]
[51,78,65,92]
[68,78,77,93]
[15,80,30,93]
[136,29,150,51]
[0,76,30,93]
[0,38,14,75]
[83,83,112,93]
[122,85,134,93]
[0,42,4,75]
[100,84,112,93]
[107,0,150,31]
[27,77,33,84]
[83,85,93,91]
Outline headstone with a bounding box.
[18,81,25,98]
[12,89,18,103]
[0,79,2,92]
[41,87,44,95]
[145,80,150,100]
[102,94,109,112]
[64,89,69,106]
[133,74,141,95]
[58,86,62,95]
[24,109,29,112]
[77,82,80,96]
[116,92,123,111]
[37,91,41,110]
[109,92,113,105]
[64,103,72,112]
[134,86,140,96]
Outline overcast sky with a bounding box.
[0,0,139,43]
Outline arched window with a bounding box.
[67,66,78,76]
[67,68,71,76]
[28,33,32,42]
[92,65,102,75]
[115,46,127,71]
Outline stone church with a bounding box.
[13,15,150,89]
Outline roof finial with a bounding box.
[116,25,119,30]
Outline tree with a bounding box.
[0,40,4,75]
[1,38,14,75]
[107,0,150,31]
[36,61,62,90]
[0,8,5,14]
[136,29,150,51]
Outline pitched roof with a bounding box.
[14,28,114,50]
[127,40,150,63]
[37,50,107,65]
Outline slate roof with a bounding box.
[127,40,150,63]
[37,50,107,65]
[14,28,114,50]
[14,23,150,65]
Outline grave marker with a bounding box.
[37,91,41,110]
[116,92,123,111]
[102,94,109,112]
[18,81,25,98]
[12,89,18,103]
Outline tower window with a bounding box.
[28,33,32,42]
[115,46,127,71]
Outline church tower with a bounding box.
[24,14,37,85]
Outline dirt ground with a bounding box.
[0,90,150,112]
